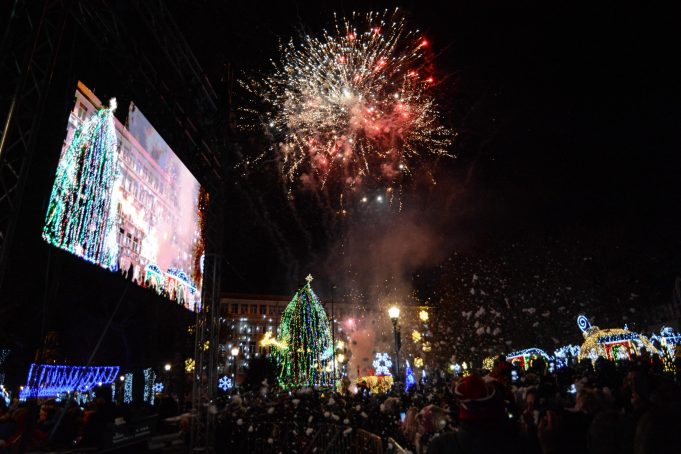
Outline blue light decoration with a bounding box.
[0,349,9,365]
[0,349,9,387]
[649,326,681,358]
[404,360,415,391]
[19,363,119,400]
[123,373,133,404]
[218,375,233,392]
[507,348,551,371]
[1,384,10,406]
[372,352,392,377]
[577,315,592,333]
[152,382,164,393]
[553,345,581,368]
[143,368,156,405]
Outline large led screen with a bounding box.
[43,82,205,311]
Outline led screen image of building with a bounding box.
[42,82,205,311]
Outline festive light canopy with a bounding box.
[20,363,119,400]
[273,275,334,388]
[576,315,660,362]
[507,348,551,371]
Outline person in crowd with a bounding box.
[428,374,524,454]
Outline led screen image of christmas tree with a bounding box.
[42,83,205,311]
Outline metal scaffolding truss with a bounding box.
[1,0,225,450]
[0,0,69,293]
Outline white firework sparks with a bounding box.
[243,10,452,206]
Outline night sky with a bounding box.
[1,1,680,369]
[171,1,681,299]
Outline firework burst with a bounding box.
[243,10,452,207]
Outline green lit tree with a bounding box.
[43,98,120,268]
[274,275,334,388]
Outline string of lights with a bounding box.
[42,99,120,268]
[19,363,119,400]
[274,275,333,388]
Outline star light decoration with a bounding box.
[218,376,233,392]
[184,358,195,373]
[372,352,392,376]
[152,382,164,393]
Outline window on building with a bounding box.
[250,305,258,315]
[268,305,275,315]
[231,304,238,314]
[260,305,267,315]
[240,304,248,314]
[77,102,87,120]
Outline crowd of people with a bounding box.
[215,353,681,453]
[1,352,680,453]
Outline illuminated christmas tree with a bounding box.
[43,98,120,268]
[274,275,334,388]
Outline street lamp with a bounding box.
[388,306,402,378]
[162,363,172,393]
[230,347,240,377]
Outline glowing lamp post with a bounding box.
[162,363,172,392]
[388,306,402,378]
[230,347,240,377]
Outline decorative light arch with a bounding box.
[19,363,119,400]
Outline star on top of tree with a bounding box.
[306,274,313,284]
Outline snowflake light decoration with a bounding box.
[372,352,392,376]
[152,382,164,393]
[218,375,233,391]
